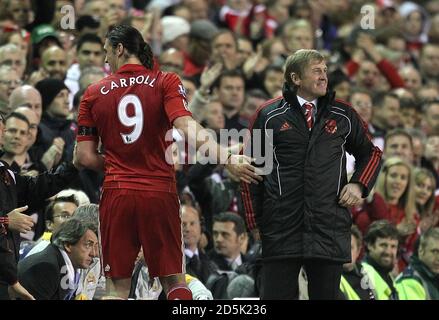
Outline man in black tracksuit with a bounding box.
[241,50,383,299]
[0,113,79,300]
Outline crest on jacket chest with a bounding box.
[325,119,337,134]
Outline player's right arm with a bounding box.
[164,72,262,184]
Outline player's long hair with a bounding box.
[106,25,154,70]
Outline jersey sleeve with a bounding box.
[77,87,98,142]
[162,73,192,124]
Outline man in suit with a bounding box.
[209,212,248,271]
[181,204,218,284]
[18,218,98,300]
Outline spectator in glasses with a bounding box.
[25,195,79,258]
[0,44,26,79]
[0,65,22,117]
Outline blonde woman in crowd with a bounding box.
[375,157,419,271]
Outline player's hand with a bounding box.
[338,183,363,208]
[225,155,263,184]
[7,206,34,233]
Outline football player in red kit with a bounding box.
[75,25,260,299]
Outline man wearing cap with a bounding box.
[30,24,63,62]
[35,78,76,165]
[161,16,190,52]
[183,19,219,78]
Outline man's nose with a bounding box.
[91,246,98,257]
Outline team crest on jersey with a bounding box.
[325,119,337,134]
[178,85,187,98]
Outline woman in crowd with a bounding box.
[375,157,419,271]
[414,167,438,231]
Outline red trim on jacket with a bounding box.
[240,96,283,230]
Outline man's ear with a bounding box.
[64,243,72,254]
[238,232,247,244]
[116,43,124,58]
[418,246,424,258]
[46,220,53,232]
[291,72,301,86]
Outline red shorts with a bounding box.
[99,189,184,279]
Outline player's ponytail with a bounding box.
[138,41,154,70]
[106,25,154,70]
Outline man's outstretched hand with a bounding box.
[225,154,263,184]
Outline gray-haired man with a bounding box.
[18,219,98,300]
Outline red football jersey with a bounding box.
[77,64,191,192]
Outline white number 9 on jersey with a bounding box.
[117,94,144,144]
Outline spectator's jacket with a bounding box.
[208,250,248,272]
[339,262,375,300]
[396,255,439,300]
[185,250,219,285]
[362,258,399,300]
[18,244,72,300]
[241,85,382,262]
